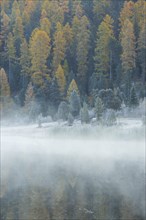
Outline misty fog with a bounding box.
[1,120,145,220]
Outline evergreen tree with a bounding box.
[57,101,69,121]
[49,78,62,108]
[63,59,69,80]
[138,22,146,82]
[24,82,34,107]
[93,0,111,24]
[24,82,41,121]
[11,0,24,58]
[80,102,90,124]
[20,39,30,75]
[104,109,117,126]
[76,15,90,92]
[95,97,104,121]
[68,112,74,126]
[129,86,139,108]
[69,90,80,117]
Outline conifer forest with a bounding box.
[0,0,145,118]
[0,1,146,220]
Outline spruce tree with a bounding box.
[129,86,139,108]
[68,112,74,126]
[69,90,80,117]
[95,97,104,122]
[105,109,117,126]
[58,101,69,121]
[80,102,90,124]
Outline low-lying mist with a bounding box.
[1,123,145,220]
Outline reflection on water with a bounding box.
[0,126,145,220]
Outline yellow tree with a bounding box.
[0,68,11,113]
[0,10,10,49]
[67,79,79,99]
[11,0,24,57]
[55,64,66,95]
[119,1,135,27]
[40,17,51,36]
[94,15,115,78]
[134,0,146,29]
[41,0,64,27]
[0,10,10,65]
[121,19,136,74]
[0,68,10,99]
[119,1,135,40]
[29,28,51,74]
[53,22,66,72]
[22,0,38,25]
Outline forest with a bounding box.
[0,0,146,122]
[0,1,146,220]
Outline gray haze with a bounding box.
[1,122,145,219]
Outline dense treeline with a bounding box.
[0,0,145,119]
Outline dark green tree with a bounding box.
[69,90,81,117]
[80,102,90,124]
[129,86,139,108]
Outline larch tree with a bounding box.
[134,0,146,30]
[67,79,79,99]
[72,0,83,19]
[94,15,115,80]
[41,0,64,28]
[119,1,135,28]
[0,68,11,113]
[76,15,90,92]
[11,0,24,57]
[120,19,136,75]
[0,68,10,99]
[0,10,10,58]
[52,22,66,72]
[40,17,51,36]
[29,28,51,74]
[55,64,66,95]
